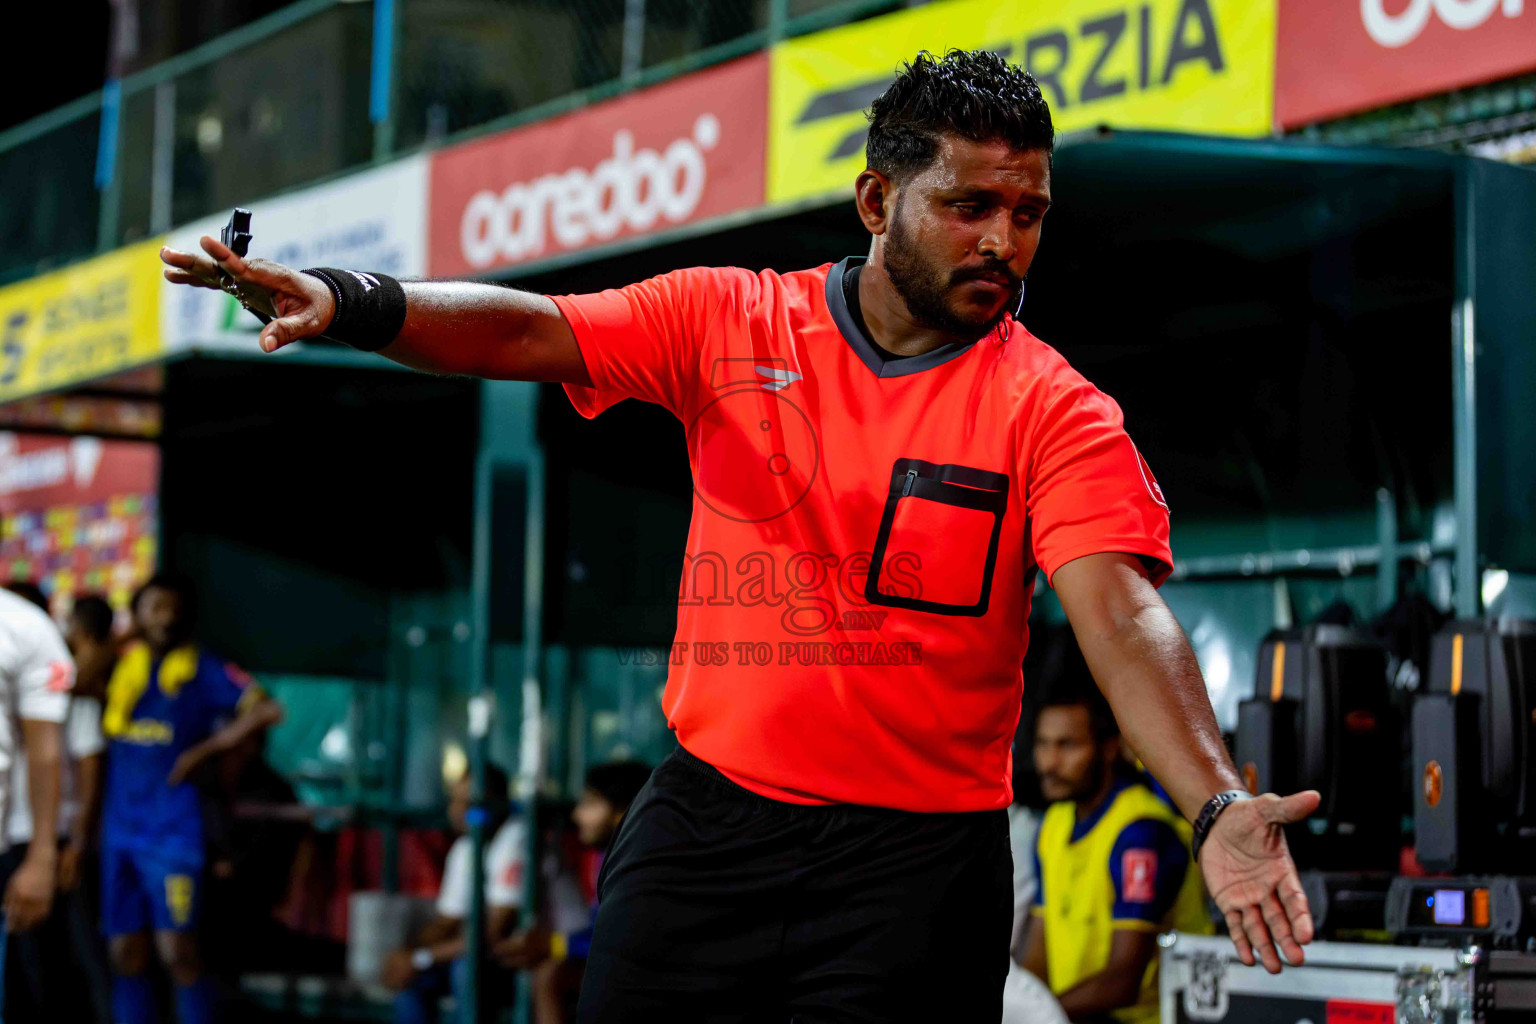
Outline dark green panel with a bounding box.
[1469,158,1536,572]
[161,359,479,677]
[489,467,528,643]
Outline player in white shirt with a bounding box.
[7,697,105,852]
[0,594,117,1022]
[383,763,527,1024]
[0,586,73,935]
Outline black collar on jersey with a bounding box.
[840,264,916,365]
[825,257,988,379]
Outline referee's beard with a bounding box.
[883,199,1020,343]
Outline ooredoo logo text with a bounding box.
[459,114,722,269]
[1362,0,1523,47]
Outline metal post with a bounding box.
[1375,488,1397,614]
[510,452,546,1024]
[620,0,647,86]
[519,453,546,873]
[1452,164,1480,618]
[95,79,123,252]
[768,0,790,43]
[383,619,422,892]
[97,0,137,252]
[370,0,399,161]
[149,81,176,235]
[464,447,496,1023]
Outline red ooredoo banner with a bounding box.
[1277,0,1536,128]
[429,54,768,277]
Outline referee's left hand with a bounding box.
[1198,790,1320,974]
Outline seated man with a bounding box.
[384,762,526,1024]
[1019,681,1212,1024]
[495,760,652,1023]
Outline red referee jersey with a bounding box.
[554,258,1171,812]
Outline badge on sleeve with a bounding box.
[1122,848,1157,903]
[1132,445,1169,511]
[46,660,74,693]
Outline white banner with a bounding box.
[161,154,428,353]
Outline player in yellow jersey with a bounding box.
[1019,681,1213,1023]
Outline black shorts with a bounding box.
[577,746,1013,1023]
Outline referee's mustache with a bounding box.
[949,261,1021,289]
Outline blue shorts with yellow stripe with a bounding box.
[101,840,203,936]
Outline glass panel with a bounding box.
[396,0,602,151]
[158,2,374,234]
[116,87,158,247]
[640,0,765,69]
[0,112,101,282]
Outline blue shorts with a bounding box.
[101,840,204,936]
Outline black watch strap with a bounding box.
[1191,789,1253,864]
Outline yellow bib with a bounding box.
[1035,779,1213,1024]
[102,642,200,737]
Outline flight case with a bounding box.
[1159,933,1479,1024]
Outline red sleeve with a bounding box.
[551,267,751,421]
[1026,376,1173,588]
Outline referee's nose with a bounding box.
[977,218,1017,265]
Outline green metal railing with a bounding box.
[0,0,905,286]
[1291,70,1536,152]
[0,96,105,285]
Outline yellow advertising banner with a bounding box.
[0,239,165,404]
[768,0,1275,203]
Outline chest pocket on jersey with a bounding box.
[865,458,1009,617]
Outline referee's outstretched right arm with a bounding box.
[160,235,592,385]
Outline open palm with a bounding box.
[1199,790,1321,973]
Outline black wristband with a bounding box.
[301,268,407,352]
[1191,789,1253,864]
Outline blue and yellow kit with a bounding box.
[1032,772,1213,1024]
[100,642,261,935]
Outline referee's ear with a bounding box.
[854,169,894,236]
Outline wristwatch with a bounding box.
[411,948,434,972]
[1191,789,1253,864]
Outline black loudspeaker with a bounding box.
[1417,619,1536,872]
[1235,697,1298,797]
[1412,691,1486,873]
[1238,626,1398,871]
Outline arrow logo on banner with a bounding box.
[793,48,1017,165]
[795,77,892,163]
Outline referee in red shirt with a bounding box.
[166,49,1318,1023]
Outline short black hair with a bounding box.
[4,582,47,613]
[70,595,115,642]
[482,762,511,805]
[584,761,651,813]
[453,760,511,801]
[866,48,1055,182]
[132,572,197,620]
[1036,677,1119,743]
